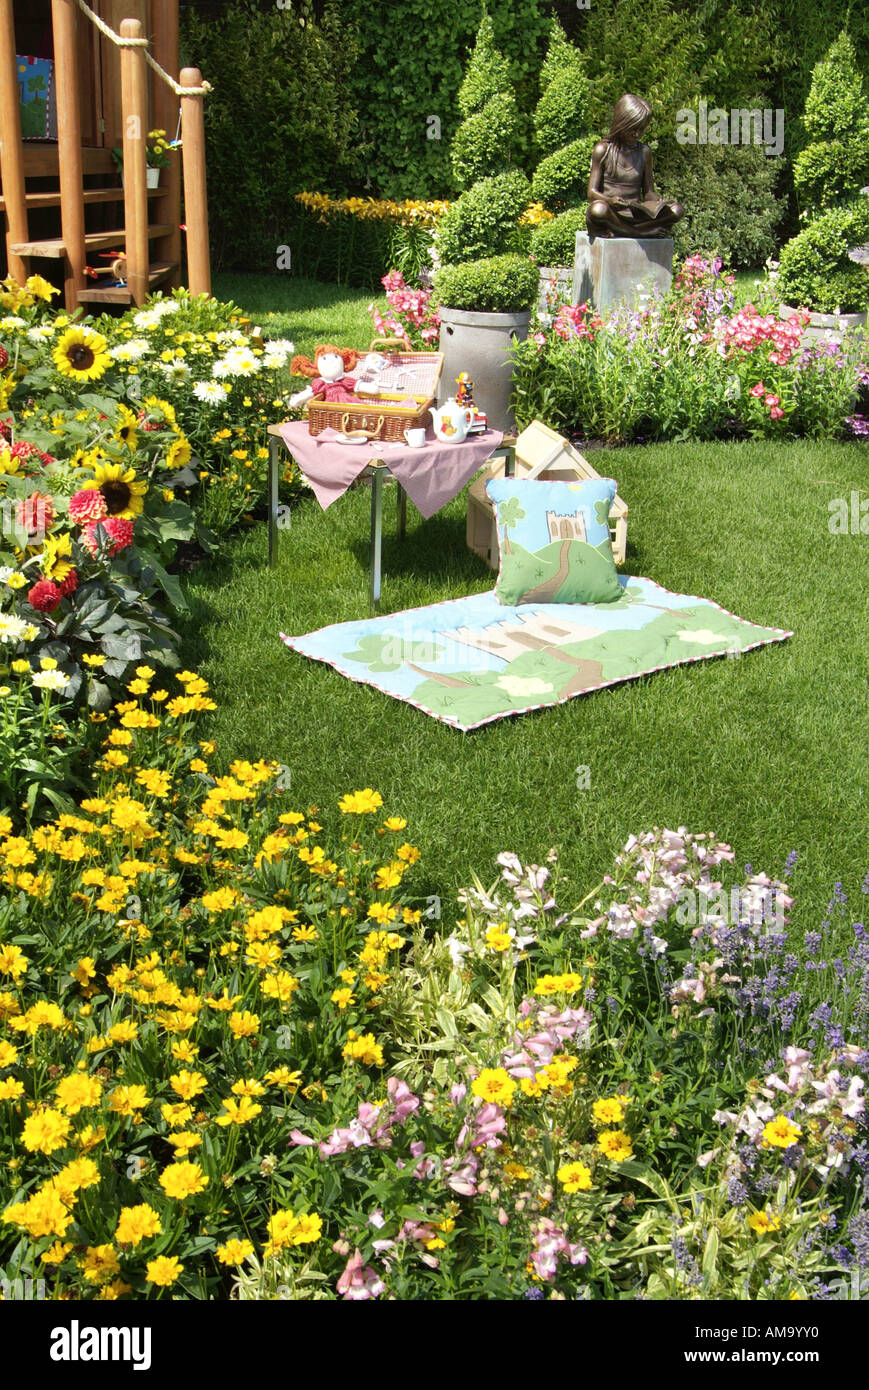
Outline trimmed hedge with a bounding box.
[777,201,869,312]
[434,254,539,312]
[531,136,596,210]
[530,207,587,266]
[435,170,531,265]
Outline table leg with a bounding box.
[370,466,384,610]
[397,483,407,542]
[268,436,281,567]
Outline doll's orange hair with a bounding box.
[289,344,359,378]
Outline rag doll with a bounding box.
[289,345,379,408]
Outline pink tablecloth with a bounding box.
[275,421,505,520]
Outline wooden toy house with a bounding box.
[466,419,629,568]
[0,0,211,308]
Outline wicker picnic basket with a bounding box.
[305,337,444,441]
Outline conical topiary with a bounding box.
[450,10,520,192]
[530,19,594,212]
[777,30,869,313]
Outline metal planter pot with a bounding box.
[437,306,531,434]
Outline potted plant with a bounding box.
[776,32,869,336]
[432,13,537,432]
[112,128,175,190]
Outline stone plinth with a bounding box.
[573,233,674,316]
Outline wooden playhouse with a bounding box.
[0,0,211,309]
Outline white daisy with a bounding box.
[133,309,162,330]
[0,614,29,644]
[193,380,229,403]
[31,669,71,692]
[27,325,55,342]
[0,316,26,330]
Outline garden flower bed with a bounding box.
[513,256,869,444]
[1,671,866,1299]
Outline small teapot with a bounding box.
[430,397,473,443]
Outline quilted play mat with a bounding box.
[280,577,792,731]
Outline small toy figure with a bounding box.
[289,345,373,408]
[455,373,475,408]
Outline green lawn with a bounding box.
[180,405,869,931]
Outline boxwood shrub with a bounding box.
[777,201,869,312]
[434,254,539,313]
[531,136,596,210]
[435,170,531,265]
[530,207,587,266]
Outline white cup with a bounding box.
[404,427,426,448]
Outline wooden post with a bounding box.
[119,17,149,307]
[150,0,182,289]
[51,0,86,309]
[179,66,210,297]
[0,0,29,285]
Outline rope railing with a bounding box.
[73,0,212,95]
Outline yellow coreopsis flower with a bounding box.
[471,1067,516,1108]
[158,1161,209,1199]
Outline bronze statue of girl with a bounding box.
[587,93,684,239]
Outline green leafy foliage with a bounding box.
[530,207,587,267]
[802,29,869,143]
[777,201,869,312]
[450,91,520,191]
[456,9,512,118]
[655,140,784,270]
[433,254,538,312]
[531,137,596,211]
[435,171,531,266]
[778,29,869,308]
[534,69,592,159]
[179,0,360,272]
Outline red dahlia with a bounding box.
[28,579,62,612]
[82,515,134,558]
[57,569,79,597]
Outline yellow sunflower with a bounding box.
[81,462,148,519]
[142,396,177,429]
[53,327,111,383]
[41,533,75,582]
[114,404,139,452]
[165,436,192,471]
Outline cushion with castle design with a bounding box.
[485,475,622,606]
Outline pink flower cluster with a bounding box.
[587,828,736,943]
[712,1046,866,1182]
[442,1091,508,1197]
[717,304,810,365]
[368,270,440,346]
[335,1249,386,1301]
[748,381,784,420]
[500,998,592,1080]
[529,1218,588,1282]
[553,301,601,342]
[289,1076,419,1158]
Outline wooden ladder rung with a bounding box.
[0,187,162,210]
[10,225,175,258]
